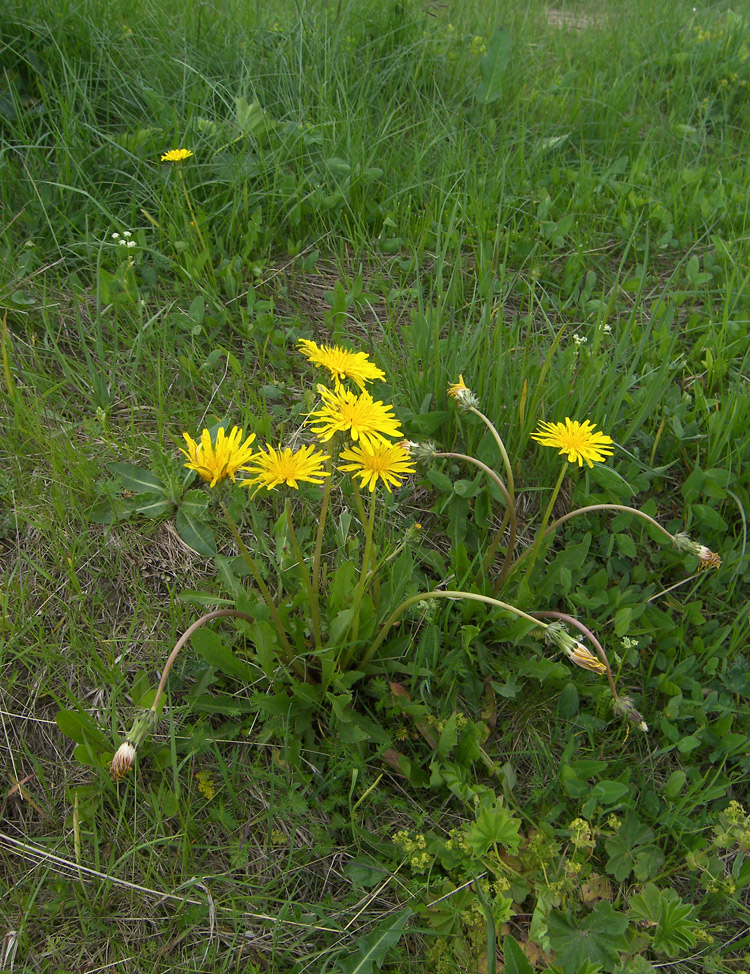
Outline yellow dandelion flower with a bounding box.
[339,441,416,492]
[531,418,614,467]
[298,339,385,390]
[242,443,331,492]
[447,374,480,408]
[181,426,256,488]
[447,374,470,399]
[160,148,193,162]
[309,385,403,450]
[566,641,608,675]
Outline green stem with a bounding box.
[435,451,517,590]
[523,461,568,582]
[344,490,376,663]
[361,589,548,670]
[220,502,293,662]
[178,168,215,287]
[469,406,515,502]
[285,499,322,650]
[312,454,333,608]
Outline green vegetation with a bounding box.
[1,0,749,970]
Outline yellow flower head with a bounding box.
[545,622,607,676]
[566,641,607,675]
[447,374,480,409]
[298,339,385,390]
[531,418,614,467]
[309,385,403,450]
[181,426,256,487]
[339,441,416,493]
[161,148,193,162]
[241,443,331,492]
[447,374,470,399]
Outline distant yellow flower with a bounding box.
[339,441,416,492]
[298,339,385,390]
[242,443,331,491]
[531,418,614,468]
[181,426,256,487]
[309,385,403,450]
[161,148,193,162]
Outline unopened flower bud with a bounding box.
[612,695,649,733]
[402,440,438,462]
[544,622,607,675]
[110,709,158,778]
[672,532,721,570]
[111,742,136,778]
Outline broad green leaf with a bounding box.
[547,901,629,971]
[133,492,175,518]
[107,462,166,494]
[179,489,210,517]
[615,533,637,558]
[605,812,657,881]
[628,883,697,956]
[588,780,630,806]
[88,496,136,524]
[502,935,535,974]
[437,713,458,759]
[465,801,521,856]
[176,509,216,556]
[403,410,449,436]
[191,628,254,682]
[336,908,412,974]
[476,28,511,104]
[56,709,109,749]
[663,770,687,800]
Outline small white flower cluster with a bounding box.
[603,324,612,335]
[573,334,587,347]
[112,230,137,248]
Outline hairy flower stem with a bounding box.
[531,610,619,701]
[285,499,322,650]
[512,503,677,576]
[361,589,548,670]
[468,406,515,503]
[312,455,333,608]
[220,502,293,662]
[544,503,676,545]
[434,452,517,589]
[523,461,568,583]
[151,609,257,714]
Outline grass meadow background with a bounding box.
[1,0,750,970]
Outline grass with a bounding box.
[1,0,749,971]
